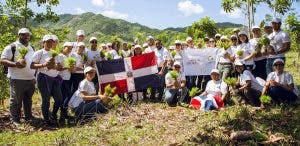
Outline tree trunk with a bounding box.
[24,0,28,27]
[251,0,255,26]
[247,0,251,36]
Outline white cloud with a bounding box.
[100,10,128,20]
[91,0,115,9]
[177,0,204,16]
[75,7,86,14]
[220,9,243,18]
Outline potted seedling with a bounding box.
[169,70,180,88]
[64,57,76,71]
[17,47,29,67]
[236,50,244,59]
[46,48,60,70]
[105,53,112,60]
[100,84,122,108]
[259,95,271,109]
[224,77,239,105]
[171,50,176,58]
[257,37,270,55]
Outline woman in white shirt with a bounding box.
[30,35,63,126]
[235,31,255,71]
[70,42,86,94]
[190,69,227,110]
[234,61,262,106]
[261,59,298,103]
[68,66,108,119]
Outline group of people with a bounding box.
[0,17,298,127]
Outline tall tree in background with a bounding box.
[3,0,60,27]
[186,17,217,39]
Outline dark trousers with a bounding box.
[9,79,35,122]
[253,59,267,80]
[238,87,261,106]
[150,67,166,101]
[74,99,108,118]
[37,73,62,121]
[71,73,84,95]
[268,86,298,103]
[61,80,72,119]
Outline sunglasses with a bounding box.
[231,38,237,41]
[209,41,215,43]
[90,41,97,44]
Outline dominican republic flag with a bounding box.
[96,52,160,94]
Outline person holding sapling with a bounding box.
[217,36,234,80]
[250,26,268,80]
[68,66,108,119]
[261,59,298,104]
[70,42,87,95]
[190,69,228,110]
[71,30,86,53]
[30,35,63,126]
[0,28,36,125]
[164,61,188,107]
[55,42,74,124]
[234,60,262,106]
[235,31,255,71]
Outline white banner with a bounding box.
[183,48,220,75]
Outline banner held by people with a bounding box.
[183,48,220,76]
[96,52,160,94]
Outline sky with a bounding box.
[3,0,300,29]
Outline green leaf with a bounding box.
[17,47,29,59]
[260,95,271,104]
[189,87,201,97]
[64,57,76,69]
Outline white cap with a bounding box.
[76,30,85,36]
[89,37,97,42]
[238,31,247,36]
[230,35,237,39]
[264,23,272,28]
[234,60,244,66]
[273,58,284,65]
[101,43,106,47]
[186,37,193,42]
[233,28,240,32]
[271,18,282,23]
[42,34,53,42]
[77,42,85,47]
[251,25,261,31]
[63,42,73,47]
[209,38,215,42]
[84,66,96,74]
[134,45,142,49]
[106,43,112,47]
[220,36,228,40]
[18,28,31,35]
[51,35,58,41]
[169,46,175,50]
[215,34,221,37]
[142,43,148,48]
[210,69,220,74]
[181,41,188,45]
[146,36,154,41]
[174,40,181,44]
[173,61,181,67]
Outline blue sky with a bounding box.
[3,0,300,29]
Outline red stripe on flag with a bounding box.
[100,79,128,94]
[131,52,157,70]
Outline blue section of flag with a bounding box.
[96,58,125,75]
[134,74,160,91]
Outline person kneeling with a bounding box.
[68,66,108,120]
[190,69,227,110]
[165,61,188,107]
[261,59,298,104]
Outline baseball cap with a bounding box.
[238,31,247,36]
[77,42,85,47]
[89,37,97,42]
[76,30,85,36]
[271,18,282,23]
[251,26,261,31]
[173,61,181,67]
[175,40,181,44]
[42,34,53,42]
[234,60,244,66]
[210,69,220,74]
[18,28,31,35]
[84,66,96,74]
[273,58,284,65]
[63,42,73,47]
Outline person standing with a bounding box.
[266,18,291,75]
[0,28,36,125]
[235,31,255,71]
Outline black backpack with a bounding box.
[2,44,16,74]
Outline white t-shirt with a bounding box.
[1,41,35,80]
[268,30,290,58]
[32,49,59,77]
[235,43,255,65]
[154,47,171,67]
[107,49,120,59]
[250,38,267,61]
[70,53,84,74]
[266,71,298,95]
[71,42,88,53]
[68,79,96,108]
[205,80,228,99]
[165,71,186,88]
[144,46,156,53]
[86,50,102,62]
[57,54,71,80]
[217,47,233,63]
[239,70,263,91]
[120,49,131,57]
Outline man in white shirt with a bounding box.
[261,59,298,103]
[0,28,36,125]
[144,36,156,53]
[72,30,86,53]
[266,18,291,75]
[150,40,171,102]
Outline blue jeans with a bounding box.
[266,57,285,75]
[165,87,188,106]
[74,99,108,118]
[268,86,298,103]
[37,73,63,121]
